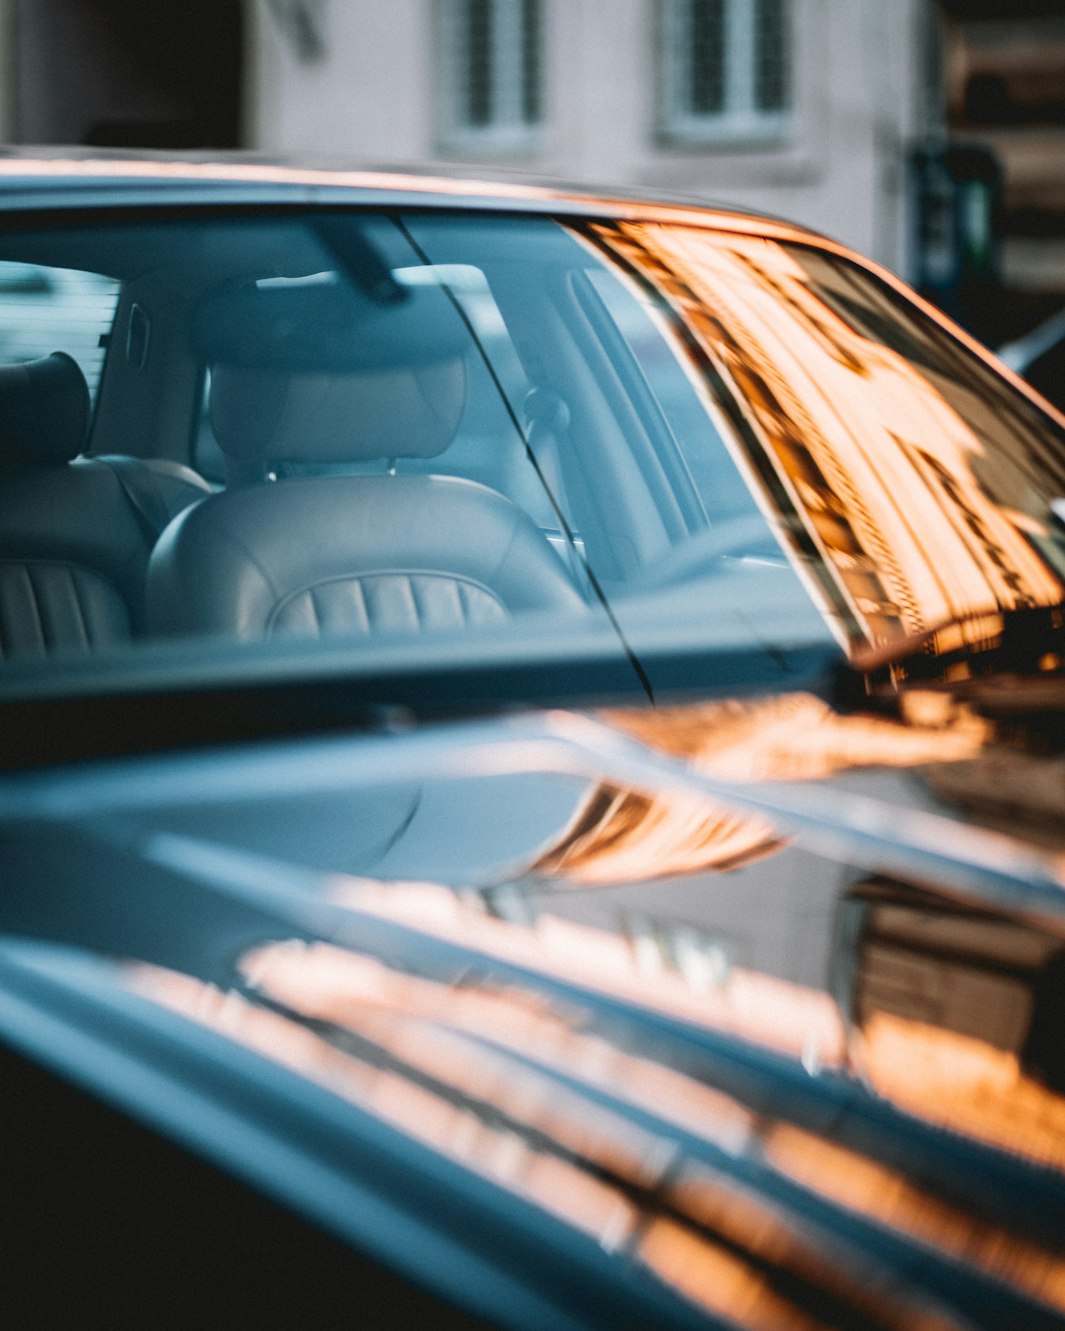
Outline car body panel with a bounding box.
[1,152,1064,1327]
[3,699,1065,1327]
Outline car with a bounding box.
[1,148,1065,1329]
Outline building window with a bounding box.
[661,0,792,145]
[441,0,543,152]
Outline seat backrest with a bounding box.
[0,351,209,660]
[148,356,584,641]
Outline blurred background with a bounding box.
[0,0,1062,374]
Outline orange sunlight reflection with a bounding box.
[126,951,988,1329]
[859,1011,1065,1174]
[649,1167,959,1331]
[536,691,988,883]
[130,962,643,1244]
[766,1122,1065,1314]
[324,878,847,1067]
[594,223,1064,655]
[129,958,853,1327]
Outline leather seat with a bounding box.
[148,356,585,641]
[0,351,209,660]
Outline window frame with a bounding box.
[658,0,793,148]
[436,0,544,157]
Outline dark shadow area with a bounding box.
[12,0,244,150]
[80,0,244,149]
[0,1039,489,1328]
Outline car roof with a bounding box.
[0,146,830,243]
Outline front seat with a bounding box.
[0,351,209,660]
[147,357,584,642]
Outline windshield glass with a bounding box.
[592,222,1065,658]
[0,208,1061,714]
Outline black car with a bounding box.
[2,150,1065,1329]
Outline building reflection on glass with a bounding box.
[839,877,1065,1161]
[535,691,989,883]
[127,849,1065,1323]
[591,221,1065,662]
[120,657,1065,1320]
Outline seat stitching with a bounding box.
[270,570,509,636]
[273,568,503,615]
[397,575,418,631]
[22,564,51,654]
[355,579,370,634]
[408,574,424,631]
[68,566,93,650]
[456,580,471,627]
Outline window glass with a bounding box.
[583,267,771,534]
[591,220,1065,654]
[661,0,792,144]
[0,261,119,399]
[400,214,778,591]
[0,212,802,691]
[688,0,725,116]
[4,206,1062,695]
[441,0,542,150]
[755,0,789,112]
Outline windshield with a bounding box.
[592,222,1065,658]
[0,208,1062,723]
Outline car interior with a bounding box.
[0,211,778,667]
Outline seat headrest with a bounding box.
[0,352,90,467]
[209,358,468,466]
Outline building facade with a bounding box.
[0,0,935,282]
[249,0,933,278]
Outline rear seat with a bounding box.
[0,351,209,660]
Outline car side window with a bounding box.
[0,261,120,402]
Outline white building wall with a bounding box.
[245,0,928,277]
[250,0,432,159]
